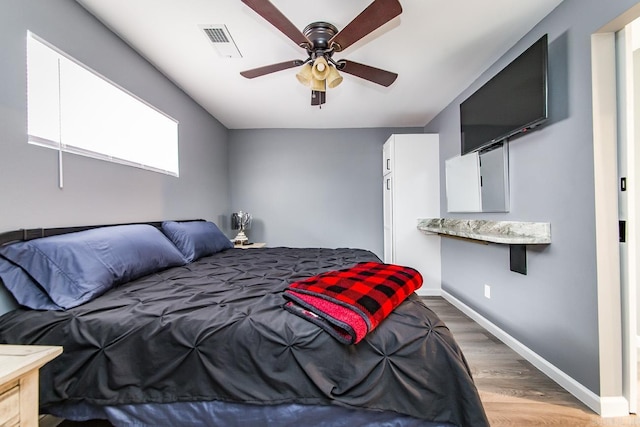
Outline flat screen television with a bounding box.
[460,34,548,155]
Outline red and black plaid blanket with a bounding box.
[283,262,422,344]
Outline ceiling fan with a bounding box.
[239,0,403,106]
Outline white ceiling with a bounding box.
[75,0,563,130]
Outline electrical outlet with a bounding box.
[484,284,491,299]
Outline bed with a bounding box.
[0,220,489,427]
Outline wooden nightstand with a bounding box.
[234,242,266,249]
[0,345,62,427]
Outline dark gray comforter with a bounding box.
[0,247,489,427]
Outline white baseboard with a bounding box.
[441,290,628,417]
[416,287,442,297]
[599,396,631,417]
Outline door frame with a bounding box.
[592,3,640,416]
[615,21,638,415]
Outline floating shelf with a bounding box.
[417,218,550,244]
[417,218,551,275]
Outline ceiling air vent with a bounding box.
[200,24,242,58]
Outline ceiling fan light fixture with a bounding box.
[310,76,326,92]
[326,65,343,88]
[295,63,313,87]
[311,56,330,80]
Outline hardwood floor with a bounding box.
[423,296,640,426]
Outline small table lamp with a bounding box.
[231,210,252,245]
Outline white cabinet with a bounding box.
[445,152,482,212]
[383,134,441,295]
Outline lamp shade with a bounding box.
[326,66,343,88]
[296,63,313,87]
[311,56,330,80]
[310,77,326,92]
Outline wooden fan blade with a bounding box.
[241,0,311,48]
[240,60,304,79]
[329,0,402,52]
[339,60,398,87]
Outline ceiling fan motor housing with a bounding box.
[303,22,339,55]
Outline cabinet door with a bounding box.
[388,134,441,294]
[383,174,394,263]
[444,152,481,212]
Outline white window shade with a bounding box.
[27,32,179,176]
[27,37,60,144]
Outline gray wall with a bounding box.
[0,0,230,232]
[228,128,421,259]
[425,0,640,395]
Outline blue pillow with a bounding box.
[0,256,62,310]
[161,221,233,262]
[0,224,187,309]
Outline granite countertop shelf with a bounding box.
[417,218,551,245]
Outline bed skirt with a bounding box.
[47,400,456,427]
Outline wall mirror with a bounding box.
[445,142,510,213]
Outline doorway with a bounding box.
[616,18,640,415]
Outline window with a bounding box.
[27,32,179,176]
